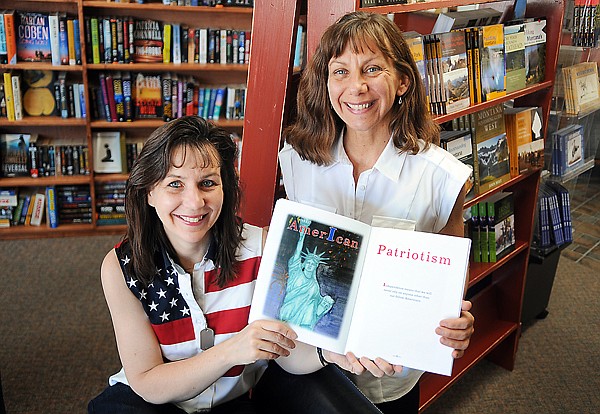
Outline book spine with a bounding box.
[116,17,124,63]
[49,13,61,66]
[162,73,173,121]
[479,202,489,263]
[0,13,7,64]
[163,23,172,63]
[58,15,69,65]
[67,19,76,65]
[98,73,112,122]
[4,11,17,65]
[487,199,497,262]
[211,87,225,120]
[73,19,82,65]
[470,203,481,263]
[105,73,117,122]
[90,17,100,64]
[46,186,58,228]
[29,192,46,226]
[172,24,181,64]
[3,71,15,121]
[122,72,133,122]
[11,74,22,121]
[113,73,125,122]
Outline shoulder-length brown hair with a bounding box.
[125,116,242,287]
[284,11,439,165]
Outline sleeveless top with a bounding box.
[108,224,267,413]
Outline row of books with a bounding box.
[467,191,516,263]
[571,0,599,48]
[151,1,253,6]
[95,181,126,226]
[533,181,573,249]
[85,16,251,65]
[406,16,547,116]
[91,71,246,122]
[1,71,86,120]
[560,62,600,115]
[0,11,82,66]
[0,132,90,178]
[440,103,544,200]
[0,185,87,228]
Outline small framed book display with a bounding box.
[249,199,471,376]
[93,131,125,173]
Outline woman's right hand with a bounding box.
[224,320,298,365]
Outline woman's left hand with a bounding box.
[323,350,403,377]
[436,300,475,359]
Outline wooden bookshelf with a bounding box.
[0,0,252,239]
[239,0,565,411]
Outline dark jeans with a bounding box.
[374,381,420,414]
[88,383,256,414]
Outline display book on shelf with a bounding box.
[0,1,253,238]
[533,179,573,250]
[405,11,549,116]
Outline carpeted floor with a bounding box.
[0,180,598,413]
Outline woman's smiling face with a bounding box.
[327,40,407,136]
[147,145,223,250]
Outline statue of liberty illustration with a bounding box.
[279,217,334,329]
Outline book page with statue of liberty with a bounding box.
[249,199,471,376]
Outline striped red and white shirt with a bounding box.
[109,224,266,413]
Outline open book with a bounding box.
[249,199,471,376]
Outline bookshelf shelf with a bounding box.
[0,117,87,128]
[0,62,83,72]
[87,63,248,73]
[0,0,253,239]
[240,0,564,411]
[90,118,244,130]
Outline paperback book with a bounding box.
[470,104,510,194]
[249,199,471,376]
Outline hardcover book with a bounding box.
[469,104,510,194]
[249,199,471,376]
[16,12,52,62]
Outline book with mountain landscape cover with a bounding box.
[469,104,510,194]
[249,199,470,376]
[524,17,546,86]
[437,30,470,114]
